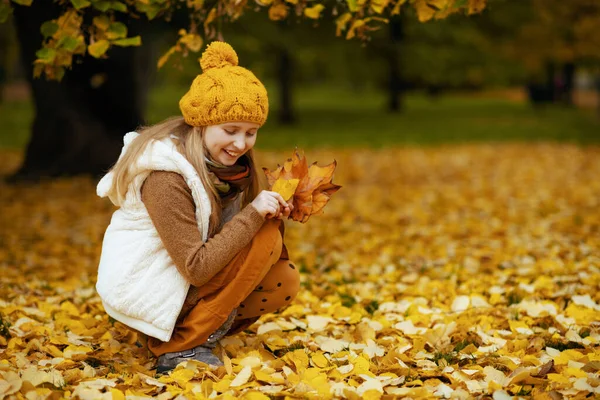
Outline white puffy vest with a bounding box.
[96,132,212,341]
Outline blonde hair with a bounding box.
[105,116,263,237]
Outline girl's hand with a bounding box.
[251,191,293,219]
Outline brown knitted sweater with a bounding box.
[141,171,288,319]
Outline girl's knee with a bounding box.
[237,259,300,319]
[275,259,300,300]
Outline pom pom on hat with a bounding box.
[200,41,239,71]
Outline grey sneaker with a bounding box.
[156,309,237,374]
[156,346,223,374]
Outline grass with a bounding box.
[0,98,34,149]
[1,82,599,150]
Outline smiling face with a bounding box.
[203,122,260,166]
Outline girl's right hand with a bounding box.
[251,190,292,219]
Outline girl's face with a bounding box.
[203,122,260,166]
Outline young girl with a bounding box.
[95,41,301,373]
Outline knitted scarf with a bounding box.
[205,155,252,201]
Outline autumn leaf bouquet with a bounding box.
[263,149,341,223]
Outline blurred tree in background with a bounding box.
[506,0,600,107]
[1,0,599,180]
[0,0,484,180]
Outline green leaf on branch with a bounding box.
[93,15,111,31]
[136,3,164,20]
[0,3,13,23]
[88,40,110,58]
[111,1,127,12]
[40,21,59,38]
[55,67,66,81]
[91,0,111,12]
[106,22,127,39]
[11,0,33,6]
[57,35,83,51]
[112,36,141,47]
[35,48,57,63]
[71,0,91,10]
[346,0,358,12]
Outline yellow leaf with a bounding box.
[351,355,372,376]
[92,15,111,31]
[304,4,325,19]
[230,366,252,387]
[223,350,233,376]
[311,352,329,368]
[547,373,570,384]
[110,388,125,400]
[204,8,217,31]
[63,345,92,359]
[363,389,383,400]
[268,3,288,20]
[468,0,486,14]
[169,368,195,387]
[180,33,203,52]
[271,178,300,201]
[21,367,65,388]
[157,46,178,69]
[564,368,587,378]
[286,349,309,373]
[370,0,389,14]
[508,320,534,335]
[565,304,600,325]
[554,350,585,365]
[302,368,330,396]
[213,378,232,392]
[413,0,436,22]
[0,371,22,397]
[254,370,275,383]
[336,13,352,36]
[187,0,203,10]
[391,0,407,14]
[241,391,271,400]
[44,344,63,358]
[60,301,80,316]
[88,40,110,58]
[346,19,365,40]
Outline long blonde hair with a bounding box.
[105,116,263,237]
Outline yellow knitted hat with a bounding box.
[179,41,269,127]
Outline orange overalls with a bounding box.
[148,220,300,356]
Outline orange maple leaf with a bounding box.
[263,149,341,223]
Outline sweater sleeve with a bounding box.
[141,171,266,288]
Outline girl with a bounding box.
[95,41,301,373]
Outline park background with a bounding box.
[1,0,600,398]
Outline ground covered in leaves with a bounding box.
[1,144,599,399]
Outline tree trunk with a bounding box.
[546,62,556,103]
[387,15,404,113]
[276,47,294,125]
[561,63,575,106]
[526,62,555,106]
[596,74,600,117]
[9,2,153,182]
